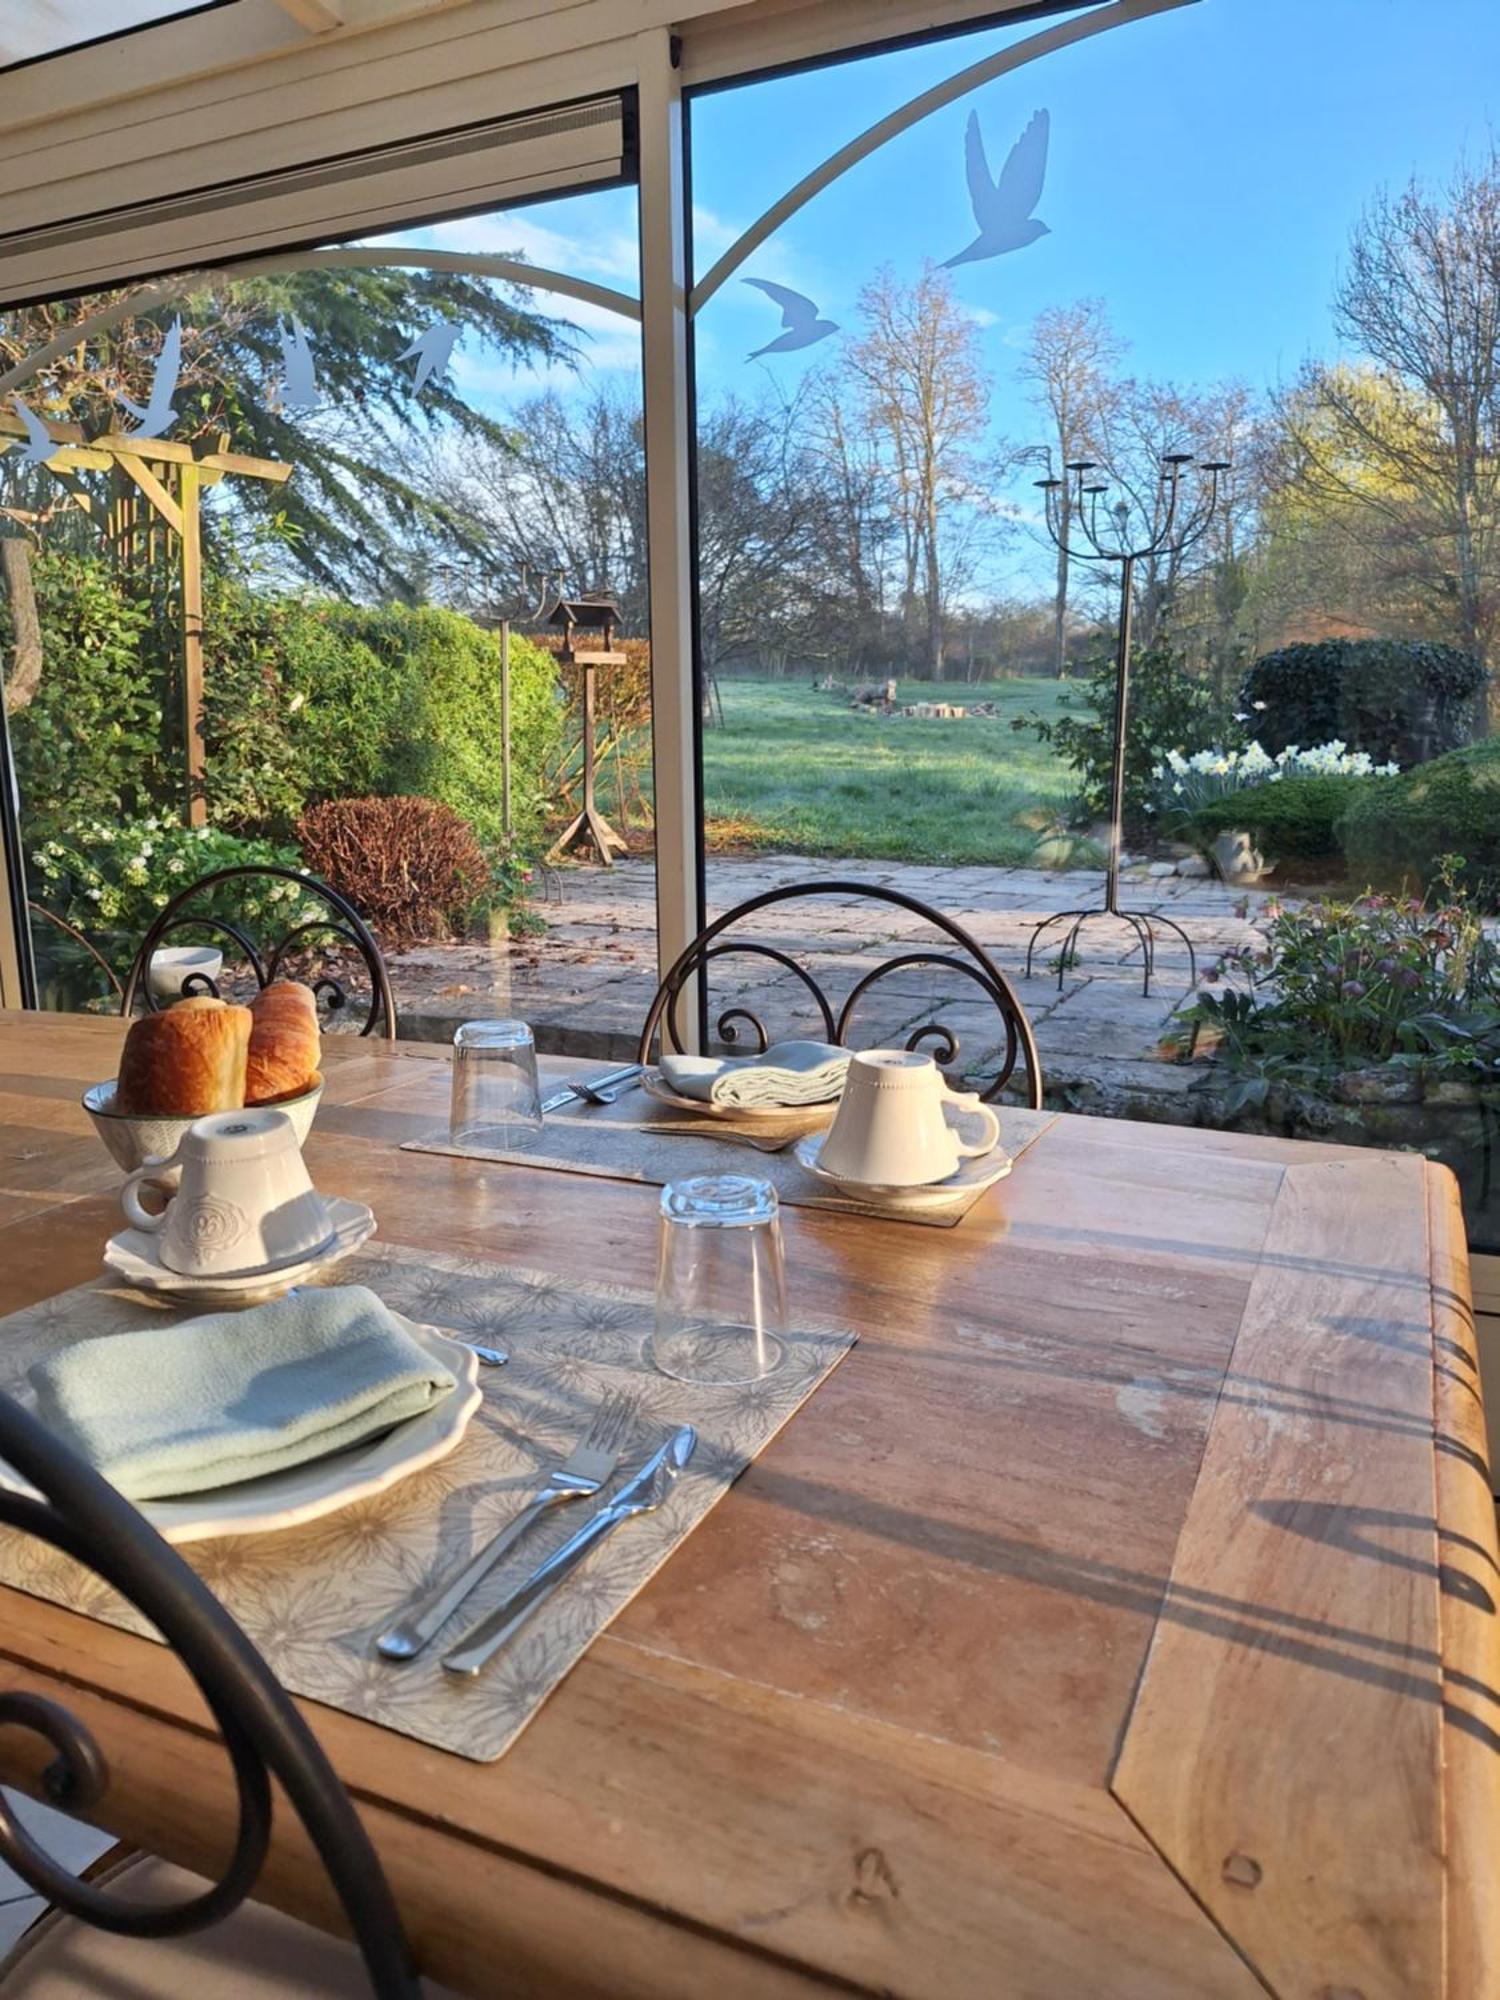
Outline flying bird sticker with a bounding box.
[115,317,182,438]
[743,279,839,361]
[278,317,319,414]
[944,108,1051,269]
[11,395,56,469]
[397,321,461,395]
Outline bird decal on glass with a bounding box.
[115,317,182,438]
[278,316,320,414]
[397,321,461,395]
[743,278,839,361]
[943,108,1050,269]
[11,394,56,469]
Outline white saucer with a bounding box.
[792,1132,1012,1212]
[642,1070,837,1138]
[0,1318,481,1545]
[102,1196,377,1307]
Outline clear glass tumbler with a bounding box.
[650,1175,788,1386]
[449,1019,543,1151]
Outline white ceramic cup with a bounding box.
[817,1049,1002,1187]
[120,1108,334,1278]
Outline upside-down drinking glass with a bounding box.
[449,1020,543,1151]
[650,1175,787,1386]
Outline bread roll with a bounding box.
[245,981,322,1105]
[116,996,252,1117]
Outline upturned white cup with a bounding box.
[120,1108,334,1279]
[818,1049,1002,1188]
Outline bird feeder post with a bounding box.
[546,594,630,867]
[500,618,513,843]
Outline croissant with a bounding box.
[115,996,252,1117]
[245,981,322,1105]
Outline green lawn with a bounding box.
[698,676,1094,868]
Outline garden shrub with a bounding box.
[205,590,564,855]
[1017,640,1238,831]
[5,552,564,862]
[26,816,309,979]
[1190,775,1370,865]
[296,796,490,948]
[1337,737,1500,901]
[1180,871,1500,1098]
[4,551,171,835]
[1240,638,1486,767]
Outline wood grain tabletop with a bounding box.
[0,1011,1493,1999]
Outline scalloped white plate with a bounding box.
[102,1196,376,1308]
[792,1132,1012,1212]
[0,1317,481,1545]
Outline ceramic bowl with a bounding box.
[146,946,223,1002]
[83,1077,324,1174]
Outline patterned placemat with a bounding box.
[397,1073,1056,1229]
[0,1242,855,1762]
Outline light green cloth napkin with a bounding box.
[660,1039,851,1108]
[28,1286,457,1502]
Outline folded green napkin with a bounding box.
[660,1039,851,1108]
[28,1286,457,1502]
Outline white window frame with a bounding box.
[0,0,1189,1014]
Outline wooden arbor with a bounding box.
[0,411,291,827]
[546,594,630,866]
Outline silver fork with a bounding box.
[375,1388,638,1661]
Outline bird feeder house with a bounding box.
[546,592,630,867]
[549,594,627,668]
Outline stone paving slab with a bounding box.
[385,856,1289,1115]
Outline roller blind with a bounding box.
[0,92,630,303]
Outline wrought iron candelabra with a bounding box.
[1024,451,1231,995]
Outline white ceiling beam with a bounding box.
[272,0,346,27]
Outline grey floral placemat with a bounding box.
[0,1242,855,1762]
[397,1075,1055,1230]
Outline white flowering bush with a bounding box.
[1148,741,1399,825]
[28,817,312,977]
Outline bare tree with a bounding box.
[844,264,992,679]
[1019,298,1122,675]
[1276,149,1500,683]
[1092,375,1256,650]
[446,385,649,625]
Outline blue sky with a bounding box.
[414,0,1500,593]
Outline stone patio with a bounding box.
[387,855,1287,1121]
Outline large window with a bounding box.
[2,174,659,1058]
[685,0,1500,1248]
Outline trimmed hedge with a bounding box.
[1337,737,1500,899]
[1190,773,1371,865]
[1240,638,1486,767]
[202,589,563,854]
[4,553,563,859]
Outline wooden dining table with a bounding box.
[0,1009,1495,1999]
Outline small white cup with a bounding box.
[818,1050,1001,1188]
[120,1108,334,1278]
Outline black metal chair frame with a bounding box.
[636,881,1043,1108]
[119,866,397,1041]
[0,1392,419,1996]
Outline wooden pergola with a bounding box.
[0,411,291,826]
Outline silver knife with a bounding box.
[441,1425,697,1678]
[540,1063,645,1114]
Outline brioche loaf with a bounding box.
[116,996,252,1116]
[245,981,322,1105]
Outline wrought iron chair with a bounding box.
[120,866,398,1041]
[0,1392,455,1998]
[636,880,1043,1107]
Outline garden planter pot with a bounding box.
[1210,829,1271,885]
